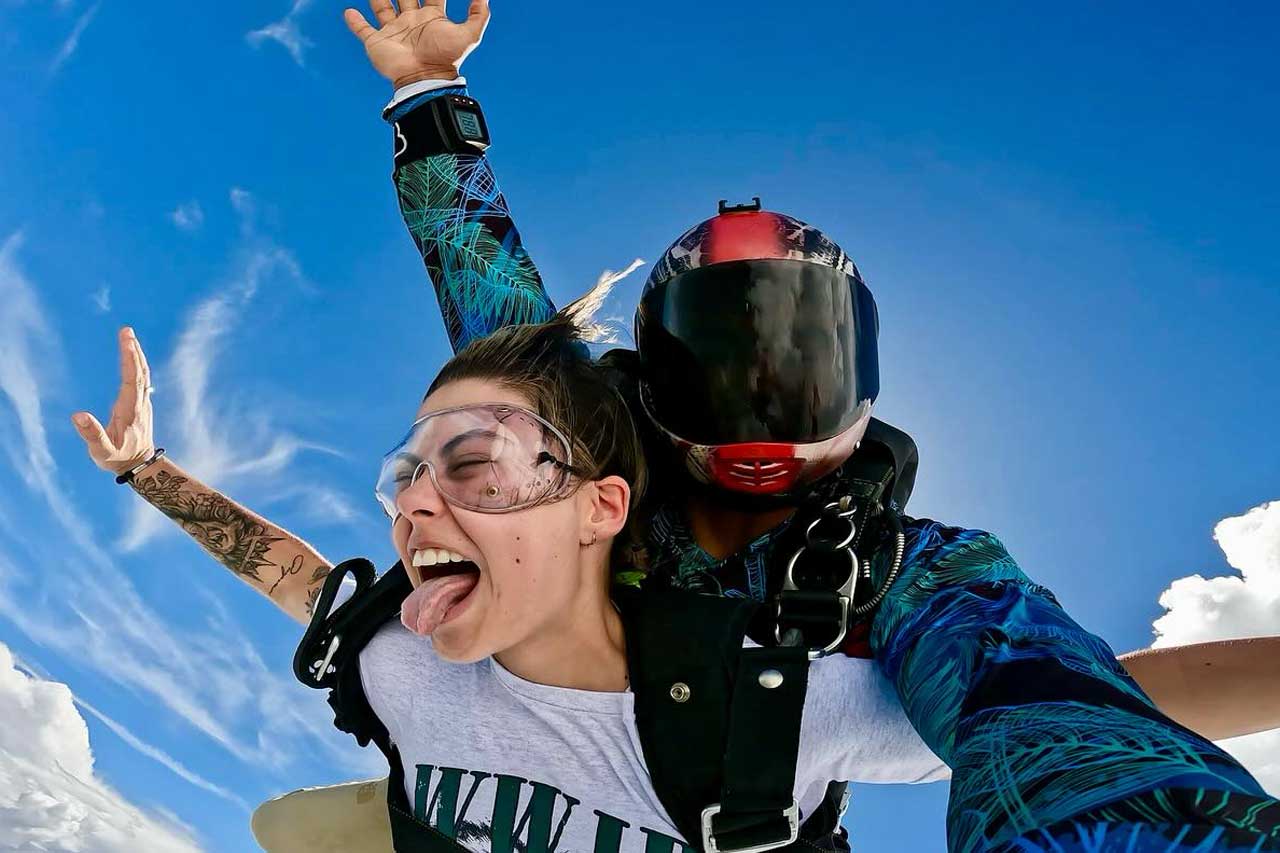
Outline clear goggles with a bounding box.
[375,404,578,518]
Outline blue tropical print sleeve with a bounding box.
[388,90,556,353]
[870,519,1280,852]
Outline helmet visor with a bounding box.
[375,404,576,517]
[637,259,879,446]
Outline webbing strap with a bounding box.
[704,645,810,853]
[294,560,472,852]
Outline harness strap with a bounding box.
[296,560,471,853]
[703,645,810,853]
[619,585,755,849]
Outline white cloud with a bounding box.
[275,483,363,527]
[247,0,314,68]
[1153,500,1280,646]
[1219,729,1280,798]
[48,2,100,76]
[1151,499,1280,794]
[170,201,205,233]
[0,231,86,548]
[0,641,203,852]
[92,284,111,313]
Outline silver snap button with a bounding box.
[669,682,691,703]
[758,669,784,689]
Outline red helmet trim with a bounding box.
[703,211,790,266]
[706,443,806,495]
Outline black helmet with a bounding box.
[635,200,880,499]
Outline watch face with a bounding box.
[456,109,484,141]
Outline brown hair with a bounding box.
[427,310,649,516]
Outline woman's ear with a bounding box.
[580,475,631,546]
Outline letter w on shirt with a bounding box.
[414,765,581,853]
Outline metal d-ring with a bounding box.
[804,500,858,551]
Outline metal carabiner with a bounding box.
[804,500,859,552]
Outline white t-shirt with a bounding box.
[359,622,947,853]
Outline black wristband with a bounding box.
[116,447,166,485]
[392,94,490,168]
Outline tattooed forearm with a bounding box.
[132,469,284,583]
[267,554,306,597]
[129,459,334,624]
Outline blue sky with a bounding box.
[0,1,1277,850]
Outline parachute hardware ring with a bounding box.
[777,500,861,658]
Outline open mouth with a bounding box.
[403,547,483,635]
[426,561,479,580]
[412,548,481,581]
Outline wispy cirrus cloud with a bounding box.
[91,284,111,313]
[48,2,101,76]
[121,188,349,552]
[0,641,204,852]
[247,0,314,68]
[0,228,374,797]
[170,201,205,233]
[1151,499,1280,793]
[0,232,83,546]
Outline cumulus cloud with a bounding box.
[247,0,314,68]
[170,201,205,233]
[48,2,100,76]
[1153,501,1280,646]
[0,641,203,852]
[1151,499,1280,793]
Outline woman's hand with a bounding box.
[344,0,492,89]
[72,327,155,476]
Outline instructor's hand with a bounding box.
[72,327,156,476]
[344,0,491,89]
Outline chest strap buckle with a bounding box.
[701,800,800,853]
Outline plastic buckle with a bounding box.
[312,635,341,684]
[700,801,800,853]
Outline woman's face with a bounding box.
[390,377,614,663]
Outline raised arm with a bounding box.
[72,328,332,625]
[871,521,1280,851]
[345,0,556,353]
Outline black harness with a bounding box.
[294,420,917,853]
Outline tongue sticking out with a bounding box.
[402,571,480,636]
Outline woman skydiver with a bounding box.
[79,308,955,852]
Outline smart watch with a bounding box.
[392,94,491,167]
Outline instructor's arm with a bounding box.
[72,328,332,625]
